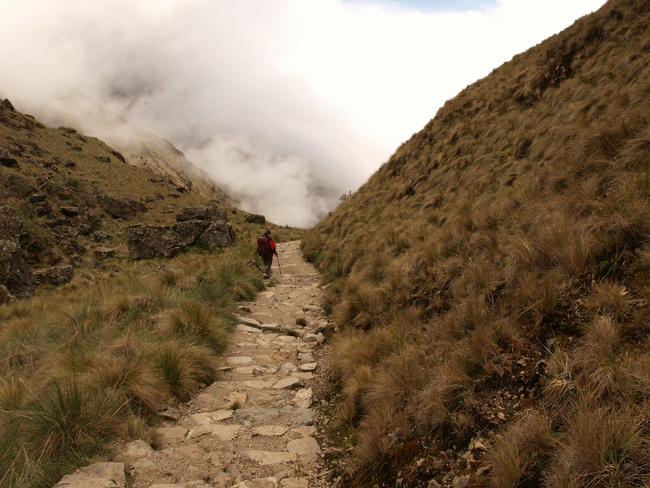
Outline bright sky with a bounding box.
[0,0,608,226]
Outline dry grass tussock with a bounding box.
[303,0,650,485]
[0,246,264,488]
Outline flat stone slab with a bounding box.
[211,424,242,441]
[234,314,262,326]
[280,407,313,426]
[276,336,297,343]
[251,426,289,437]
[253,366,279,375]
[279,362,297,373]
[273,378,304,390]
[280,479,309,488]
[260,323,280,331]
[298,362,317,372]
[242,451,298,465]
[157,426,188,443]
[244,380,275,389]
[54,462,126,488]
[124,440,154,459]
[291,372,313,380]
[235,478,278,488]
[188,421,214,439]
[133,457,163,477]
[233,408,281,425]
[191,410,233,424]
[287,437,321,456]
[228,356,253,365]
[236,324,262,333]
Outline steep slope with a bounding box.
[303,0,650,486]
[0,98,262,303]
[20,91,233,204]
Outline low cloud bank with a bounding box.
[0,0,606,226]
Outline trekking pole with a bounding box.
[276,254,282,276]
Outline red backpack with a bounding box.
[257,235,271,256]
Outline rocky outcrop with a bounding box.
[176,206,227,222]
[245,213,265,225]
[96,194,148,219]
[0,205,22,241]
[127,206,234,259]
[32,266,74,286]
[0,240,34,303]
[171,220,211,246]
[197,221,236,247]
[126,225,182,259]
[0,148,18,167]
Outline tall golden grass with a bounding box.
[0,246,264,487]
[303,0,650,485]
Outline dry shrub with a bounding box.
[367,345,430,407]
[545,404,650,488]
[543,346,576,411]
[489,412,555,488]
[92,352,165,412]
[332,281,387,329]
[165,301,229,354]
[330,327,397,384]
[586,280,630,318]
[573,315,630,401]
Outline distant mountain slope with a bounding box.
[304,0,650,486]
[17,91,233,205]
[114,125,233,205]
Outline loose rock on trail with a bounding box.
[55,241,334,488]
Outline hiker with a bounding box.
[257,229,277,278]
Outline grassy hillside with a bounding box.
[0,101,303,486]
[303,0,650,486]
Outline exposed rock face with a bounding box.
[127,206,235,259]
[0,205,22,240]
[96,194,147,219]
[245,213,265,225]
[171,220,211,246]
[0,239,34,303]
[0,148,18,167]
[32,265,74,286]
[177,205,227,222]
[126,225,175,259]
[198,221,236,247]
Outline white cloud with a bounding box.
[0,0,606,226]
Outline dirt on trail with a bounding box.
[55,241,337,488]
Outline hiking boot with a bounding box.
[263,274,269,279]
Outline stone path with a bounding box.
[55,241,331,488]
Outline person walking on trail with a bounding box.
[257,229,277,278]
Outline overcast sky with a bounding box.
[0,0,607,227]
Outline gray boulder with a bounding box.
[126,225,171,259]
[171,220,211,246]
[198,221,236,248]
[176,206,227,222]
